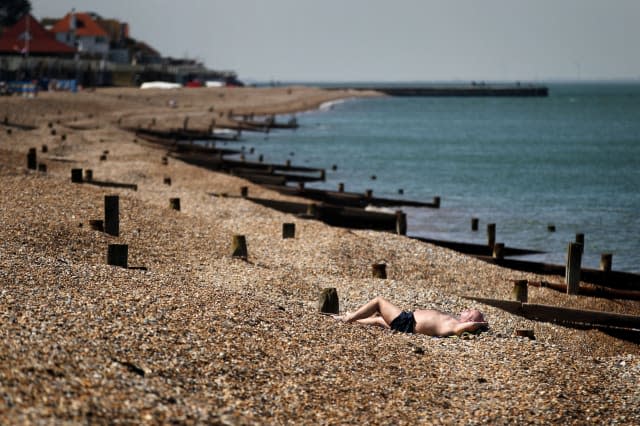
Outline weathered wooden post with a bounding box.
[27,148,37,170]
[99,154,107,161]
[320,169,326,181]
[41,144,48,153]
[231,235,248,260]
[433,196,441,208]
[365,189,373,199]
[318,288,339,314]
[600,253,613,272]
[547,224,556,232]
[395,211,407,236]
[107,244,128,268]
[71,168,83,183]
[487,223,496,249]
[372,263,387,279]
[163,177,171,186]
[258,154,264,163]
[282,223,295,239]
[84,169,93,182]
[104,195,119,237]
[338,183,344,193]
[565,242,582,294]
[575,233,584,246]
[183,116,189,131]
[512,280,528,303]
[492,243,505,259]
[162,156,168,165]
[169,198,181,211]
[331,164,338,171]
[398,188,404,195]
[240,186,248,198]
[38,163,46,172]
[471,217,479,231]
[285,159,291,168]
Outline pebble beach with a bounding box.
[1,86,639,424]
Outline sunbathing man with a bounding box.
[333,296,488,337]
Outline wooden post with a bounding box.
[332,164,337,171]
[512,280,528,302]
[84,169,93,181]
[104,195,119,237]
[258,154,264,163]
[41,144,48,153]
[107,244,128,268]
[89,219,104,232]
[318,288,339,314]
[163,177,171,185]
[38,164,46,172]
[372,263,387,279]
[365,189,373,199]
[282,223,295,239]
[320,169,326,181]
[231,235,248,260]
[515,329,535,339]
[471,217,479,231]
[183,116,189,131]
[285,159,291,168]
[565,242,582,294]
[162,156,168,165]
[487,223,496,249]
[27,148,37,170]
[297,182,305,191]
[575,233,584,246]
[240,186,248,198]
[71,168,83,183]
[99,154,107,161]
[492,243,505,259]
[169,198,181,211]
[547,224,556,232]
[398,188,404,195]
[395,211,407,236]
[600,253,612,272]
[338,182,344,193]
[433,196,441,208]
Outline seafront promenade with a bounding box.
[0,86,639,423]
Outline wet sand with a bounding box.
[1,86,639,424]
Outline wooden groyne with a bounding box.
[476,256,640,291]
[329,84,549,97]
[262,184,440,209]
[412,236,542,257]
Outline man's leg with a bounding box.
[340,297,402,325]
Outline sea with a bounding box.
[233,82,640,273]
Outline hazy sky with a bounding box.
[29,0,640,82]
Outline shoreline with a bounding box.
[1,86,639,423]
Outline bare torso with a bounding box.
[413,309,461,336]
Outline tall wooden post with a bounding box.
[71,168,83,183]
[169,198,181,211]
[107,244,128,268]
[240,186,248,198]
[487,223,496,249]
[395,211,407,236]
[318,288,339,314]
[566,242,582,294]
[512,280,528,302]
[600,253,613,272]
[27,148,37,170]
[471,217,479,231]
[282,223,295,239]
[365,189,373,199]
[338,183,344,193]
[231,235,248,260]
[84,169,93,182]
[575,233,584,246]
[433,196,441,208]
[104,195,119,237]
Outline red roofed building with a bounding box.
[0,14,76,57]
[50,11,110,58]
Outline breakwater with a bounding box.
[328,84,548,97]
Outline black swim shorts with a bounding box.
[389,311,416,333]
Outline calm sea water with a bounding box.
[235,83,640,273]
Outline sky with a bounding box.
[29,0,640,82]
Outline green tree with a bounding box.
[0,0,32,28]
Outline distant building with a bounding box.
[50,11,110,58]
[0,14,76,57]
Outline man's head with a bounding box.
[459,309,485,323]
